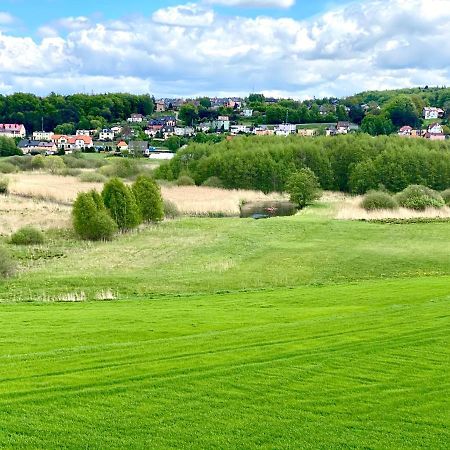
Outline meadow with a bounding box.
[0,163,449,448]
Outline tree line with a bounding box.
[154,134,450,194]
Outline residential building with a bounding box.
[99,129,115,141]
[423,107,445,120]
[129,141,148,156]
[156,101,166,113]
[127,114,144,123]
[0,123,26,138]
[32,131,53,141]
[276,124,297,135]
[117,141,129,151]
[175,127,195,137]
[336,121,350,134]
[242,109,253,118]
[298,129,317,137]
[52,134,93,151]
[253,126,274,136]
[76,129,95,136]
[425,123,445,140]
[217,116,230,131]
[111,126,122,134]
[398,126,413,136]
[230,125,251,134]
[18,139,57,155]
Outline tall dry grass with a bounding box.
[335,194,450,220]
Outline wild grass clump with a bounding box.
[60,168,82,177]
[441,189,450,205]
[0,177,8,194]
[240,201,297,218]
[163,199,181,219]
[79,172,107,183]
[0,247,15,278]
[361,191,398,211]
[395,185,445,210]
[0,162,17,174]
[176,175,195,186]
[9,226,45,246]
[202,176,224,188]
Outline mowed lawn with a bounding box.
[0,277,449,449]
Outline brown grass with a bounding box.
[0,194,71,235]
[334,194,450,220]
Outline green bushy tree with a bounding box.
[72,190,118,240]
[132,175,164,222]
[286,168,322,208]
[102,178,141,231]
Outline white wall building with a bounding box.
[32,131,53,141]
[0,123,26,138]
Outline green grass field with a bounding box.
[0,202,449,448]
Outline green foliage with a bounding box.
[179,103,199,125]
[0,136,21,157]
[361,191,398,210]
[286,168,321,208]
[43,156,66,174]
[72,190,118,241]
[9,226,45,246]
[176,175,196,186]
[79,172,108,183]
[395,185,445,210]
[0,176,9,194]
[383,95,421,128]
[441,189,450,205]
[99,159,140,179]
[361,114,395,136]
[31,155,46,170]
[102,178,141,231]
[0,246,15,278]
[239,201,297,218]
[0,161,17,174]
[165,136,182,152]
[132,175,164,222]
[163,199,180,219]
[202,176,224,188]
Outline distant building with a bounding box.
[276,124,296,135]
[52,134,93,151]
[32,131,53,141]
[230,125,251,134]
[423,107,445,120]
[99,129,115,141]
[76,129,95,137]
[253,126,274,136]
[242,109,253,118]
[156,101,166,113]
[128,114,144,123]
[116,141,129,151]
[0,123,26,138]
[217,116,230,131]
[18,139,57,154]
[425,123,445,140]
[298,129,317,137]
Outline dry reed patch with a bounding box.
[0,195,71,235]
[160,186,287,216]
[8,172,102,203]
[336,195,450,220]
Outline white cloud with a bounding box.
[152,3,215,27]
[1,0,450,97]
[0,12,15,24]
[204,0,295,7]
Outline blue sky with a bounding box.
[0,0,449,98]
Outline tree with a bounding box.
[286,168,322,208]
[102,178,141,231]
[44,156,66,174]
[72,190,118,241]
[132,175,164,222]
[165,136,182,152]
[0,137,21,157]
[54,123,75,135]
[361,114,395,136]
[199,97,211,108]
[179,104,199,125]
[384,95,421,128]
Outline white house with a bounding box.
[52,134,93,151]
[428,123,444,134]
[298,129,317,137]
[243,109,253,118]
[230,125,251,134]
[32,131,53,141]
[423,107,445,120]
[276,124,296,135]
[336,121,350,134]
[76,129,95,136]
[117,141,129,151]
[217,116,230,131]
[0,123,26,138]
[99,129,114,141]
[127,114,144,123]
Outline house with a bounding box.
[52,134,93,151]
[217,116,230,131]
[242,109,253,118]
[253,126,274,136]
[298,129,317,137]
[156,101,166,113]
[227,99,242,109]
[276,124,297,135]
[18,139,57,155]
[99,129,115,141]
[336,121,350,134]
[76,129,95,137]
[326,125,337,136]
[425,123,445,140]
[174,127,195,137]
[0,123,26,138]
[230,125,251,134]
[423,107,445,120]
[117,141,129,151]
[32,131,53,141]
[110,126,122,134]
[398,126,413,136]
[127,113,144,123]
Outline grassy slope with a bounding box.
[1,204,449,301]
[0,277,449,449]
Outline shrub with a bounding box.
[0,247,15,278]
[6,156,33,171]
[9,226,45,245]
[72,190,118,241]
[286,168,322,208]
[102,178,141,231]
[176,175,195,186]
[0,162,17,174]
[163,199,180,219]
[202,176,224,188]
[361,191,398,210]
[0,177,8,194]
[132,175,164,222]
[31,155,46,170]
[79,172,107,183]
[441,189,450,206]
[60,168,82,177]
[44,156,66,174]
[240,201,297,218]
[395,185,445,210]
[99,159,139,179]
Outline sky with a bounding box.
[0,0,449,98]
